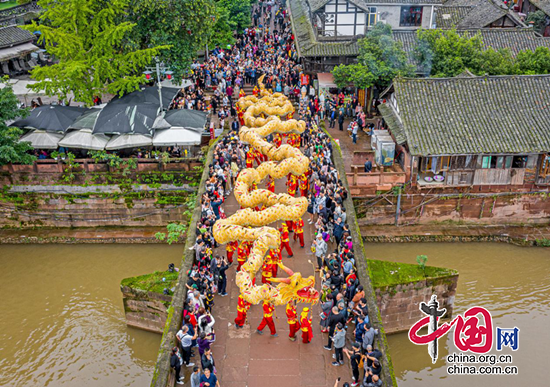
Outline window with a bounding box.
[367,7,377,26]
[481,155,526,169]
[511,155,527,169]
[540,154,550,177]
[400,6,423,27]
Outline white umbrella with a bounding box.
[152,127,201,146]
[19,130,63,149]
[58,129,109,150]
[105,133,152,150]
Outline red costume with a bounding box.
[293,218,305,247]
[300,308,313,343]
[287,175,297,197]
[266,177,275,193]
[237,242,248,271]
[261,261,273,284]
[299,174,309,197]
[257,301,277,335]
[279,223,293,257]
[286,302,301,340]
[246,150,255,168]
[226,240,237,264]
[235,294,251,328]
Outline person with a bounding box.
[198,311,216,334]
[235,294,250,328]
[279,222,293,257]
[201,347,216,373]
[190,366,201,387]
[325,306,345,350]
[176,325,196,367]
[300,307,313,343]
[364,374,382,387]
[170,347,184,385]
[332,322,346,366]
[338,111,345,131]
[313,233,327,271]
[362,324,378,353]
[198,331,216,357]
[364,344,383,369]
[256,300,277,336]
[200,367,220,387]
[344,342,363,386]
[286,300,300,341]
[352,123,358,144]
[293,217,304,247]
[364,159,372,173]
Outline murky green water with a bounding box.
[367,243,550,387]
[0,244,182,387]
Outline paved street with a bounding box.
[206,178,351,387]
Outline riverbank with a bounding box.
[360,223,550,246]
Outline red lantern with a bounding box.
[165,71,173,80]
[144,70,152,80]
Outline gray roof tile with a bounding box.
[0,25,33,49]
[387,75,550,155]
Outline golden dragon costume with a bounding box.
[213,77,319,306]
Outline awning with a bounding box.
[94,103,159,135]
[68,109,101,131]
[153,127,201,146]
[0,42,39,62]
[18,130,63,149]
[153,109,208,132]
[11,105,88,133]
[110,87,180,108]
[58,129,109,150]
[105,133,152,150]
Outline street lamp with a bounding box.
[164,70,173,80]
[143,70,152,80]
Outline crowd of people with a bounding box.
[169,1,384,386]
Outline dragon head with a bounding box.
[269,262,320,305]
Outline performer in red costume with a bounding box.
[256,301,277,336]
[293,218,305,247]
[287,174,298,197]
[237,242,247,271]
[300,307,313,343]
[299,173,309,197]
[234,294,251,329]
[246,149,255,168]
[265,175,275,193]
[286,300,301,341]
[226,240,237,264]
[279,222,293,257]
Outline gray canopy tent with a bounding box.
[11,105,87,133]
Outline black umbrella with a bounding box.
[11,105,88,133]
[110,86,180,108]
[93,103,159,135]
[153,109,209,133]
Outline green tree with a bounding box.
[0,80,35,166]
[526,10,548,34]
[127,0,218,79]
[415,29,486,77]
[21,0,169,106]
[516,46,550,74]
[209,0,253,47]
[332,24,414,90]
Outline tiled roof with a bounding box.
[527,0,550,16]
[393,28,550,63]
[437,0,524,29]
[289,0,359,58]
[434,6,473,28]
[377,104,407,144]
[0,25,33,49]
[307,0,331,12]
[387,75,550,155]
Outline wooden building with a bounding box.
[378,74,550,189]
[289,0,528,71]
[515,0,550,36]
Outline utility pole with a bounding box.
[155,59,163,111]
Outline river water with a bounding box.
[367,243,550,387]
[0,244,182,387]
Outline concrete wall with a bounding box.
[354,192,550,225]
[375,5,433,30]
[121,286,172,334]
[375,274,458,334]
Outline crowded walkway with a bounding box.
[169,1,384,387]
